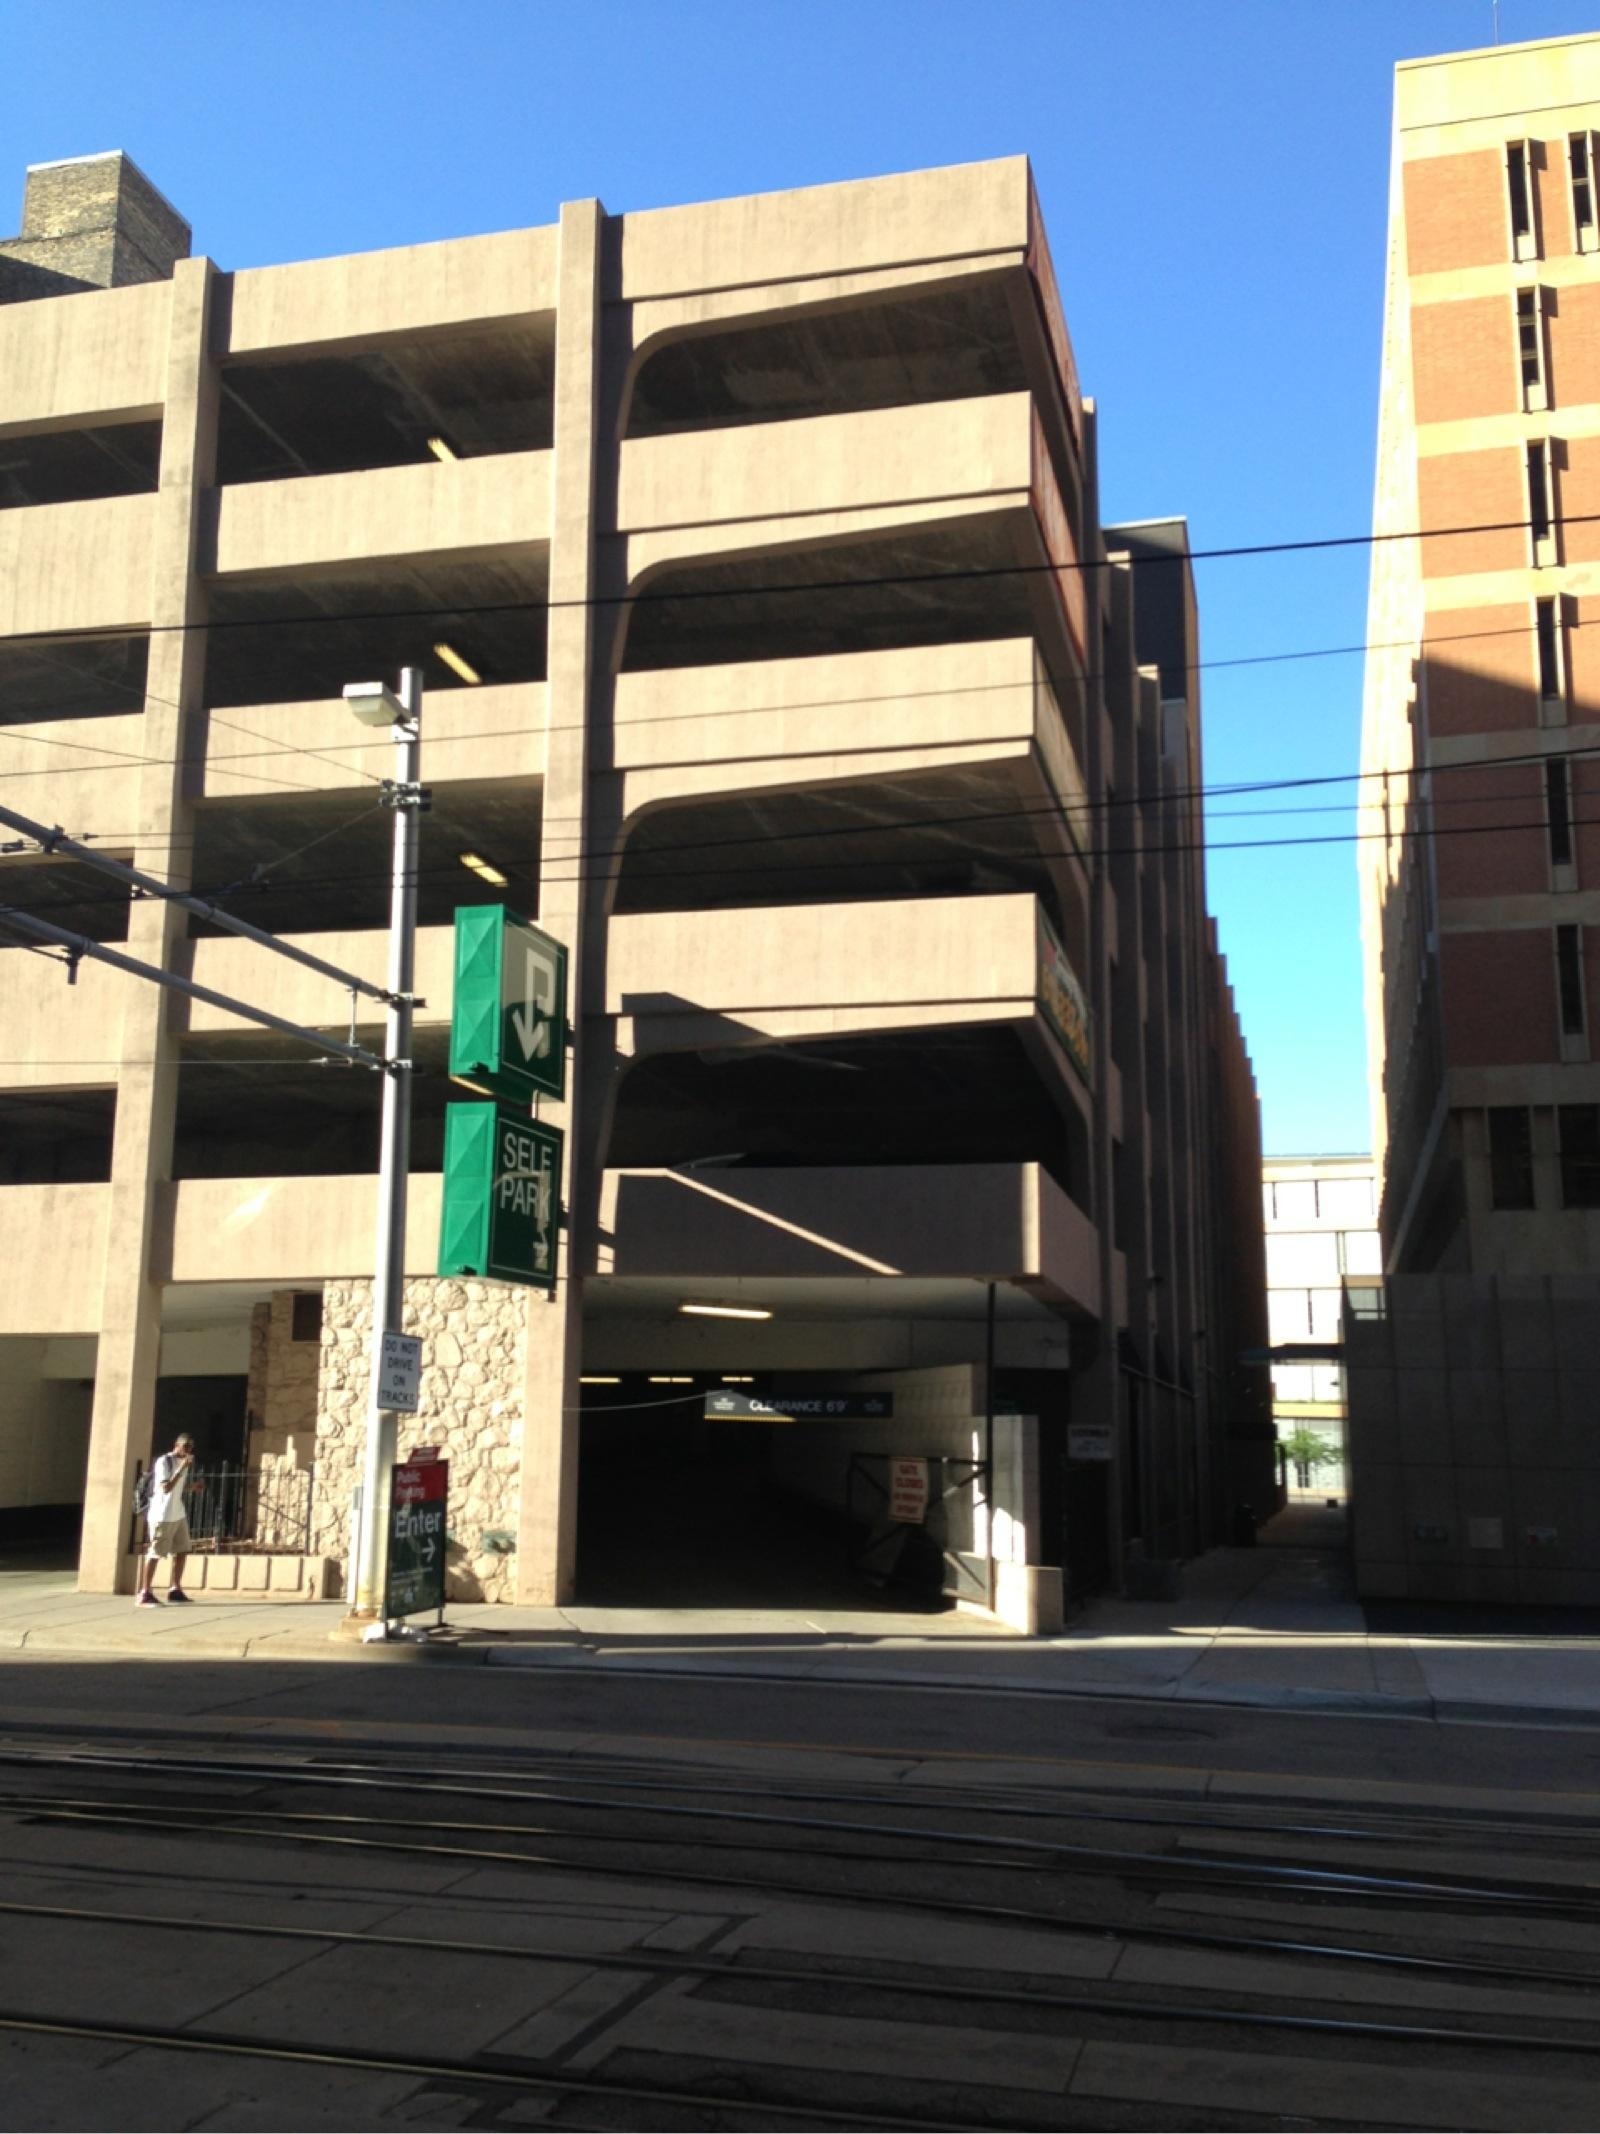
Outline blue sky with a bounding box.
[4,0,1597,1152]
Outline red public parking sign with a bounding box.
[386,1458,448,1620]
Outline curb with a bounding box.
[7,1625,1599,1731]
[6,1627,588,1664]
[480,1647,1600,1728]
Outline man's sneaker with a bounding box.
[135,1592,159,1607]
[166,1589,192,1604]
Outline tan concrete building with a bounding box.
[0,149,1267,1625]
[1354,34,1600,1600]
[1262,1154,1381,1499]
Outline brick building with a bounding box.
[0,150,1268,1623]
[1355,33,1600,1601]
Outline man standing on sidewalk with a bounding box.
[137,1434,196,1607]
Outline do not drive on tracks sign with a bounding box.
[386,1457,447,1621]
[376,1332,422,1413]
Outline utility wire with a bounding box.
[0,503,1591,651]
[17,671,1600,862]
[0,609,1578,811]
[1,799,1590,930]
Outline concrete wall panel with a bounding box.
[607,893,1039,1049]
[162,1172,443,1284]
[600,1162,1044,1282]
[179,925,454,1036]
[0,1186,109,1333]
[209,451,550,576]
[199,684,542,799]
[0,279,167,429]
[223,228,557,355]
[616,393,1033,537]
[614,158,1029,302]
[0,495,154,635]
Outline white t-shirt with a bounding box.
[148,1453,191,1531]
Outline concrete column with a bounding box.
[516,199,603,1604]
[77,258,216,1591]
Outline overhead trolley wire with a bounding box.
[0,796,1591,932]
[0,609,1582,825]
[0,500,1592,654]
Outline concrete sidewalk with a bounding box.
[4,1514,1598,1727]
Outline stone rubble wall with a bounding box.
[310,1276,527,1603]
[246,1293,324,1553]
[246,1294,319,1473]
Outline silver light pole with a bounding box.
[345,668,424,1621]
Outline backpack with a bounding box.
[132,1466,155,1518]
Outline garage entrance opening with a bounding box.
[576,1382,956,1614]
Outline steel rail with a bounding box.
[26,1741,1595,1858]
[11,1790,1599,1924]
[9,1851,1599,1998]
[13,1738,1595,1856]
[0,2010,963,2132]
[5,1769,1594,1914]
[12,1730,1600,1851]
[3,1900,1598,2062]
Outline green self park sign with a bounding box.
[438,1101,563,1291]
[440,907,569,1291]
[448,904,567,1103]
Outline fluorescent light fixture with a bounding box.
[434,641,482,685]
[458,851,509,887]
[427,436,458,462]
[648,1375,694,1384]
[342,680,405,728]
[678,1302,773,1322]
[721,1375,755,1384]
[580,1375,620,1385]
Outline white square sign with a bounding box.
[378,1332,423,1413]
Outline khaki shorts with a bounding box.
[147,1518,192,1558]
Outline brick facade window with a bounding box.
[1488,1105,1536,1209]
[290,1291,323,1344]
[1536,596,1566,709]
[1545,756,1574,872]
[1560,1105,1600,1207]
[1527,439,1555,563]
[1507,139,1539,262]
[1571,132,1599,254]
[1517,288,1548,412]
[1556,923,1587,1037]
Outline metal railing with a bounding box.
[130,1463,312,1556]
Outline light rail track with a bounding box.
[2,1891,1598,2056]
[9,1738,1591,1858]
[0,2009,967,2132]
[9,1733,1595,1856]
[6,1773,1595,1919]
[8,1727,1600,2131]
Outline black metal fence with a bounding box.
[130,1463,312,1556]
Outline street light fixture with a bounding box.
[344,669,424,1628]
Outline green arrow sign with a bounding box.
[448,904,566,1103]
[438,1102,563,1291]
